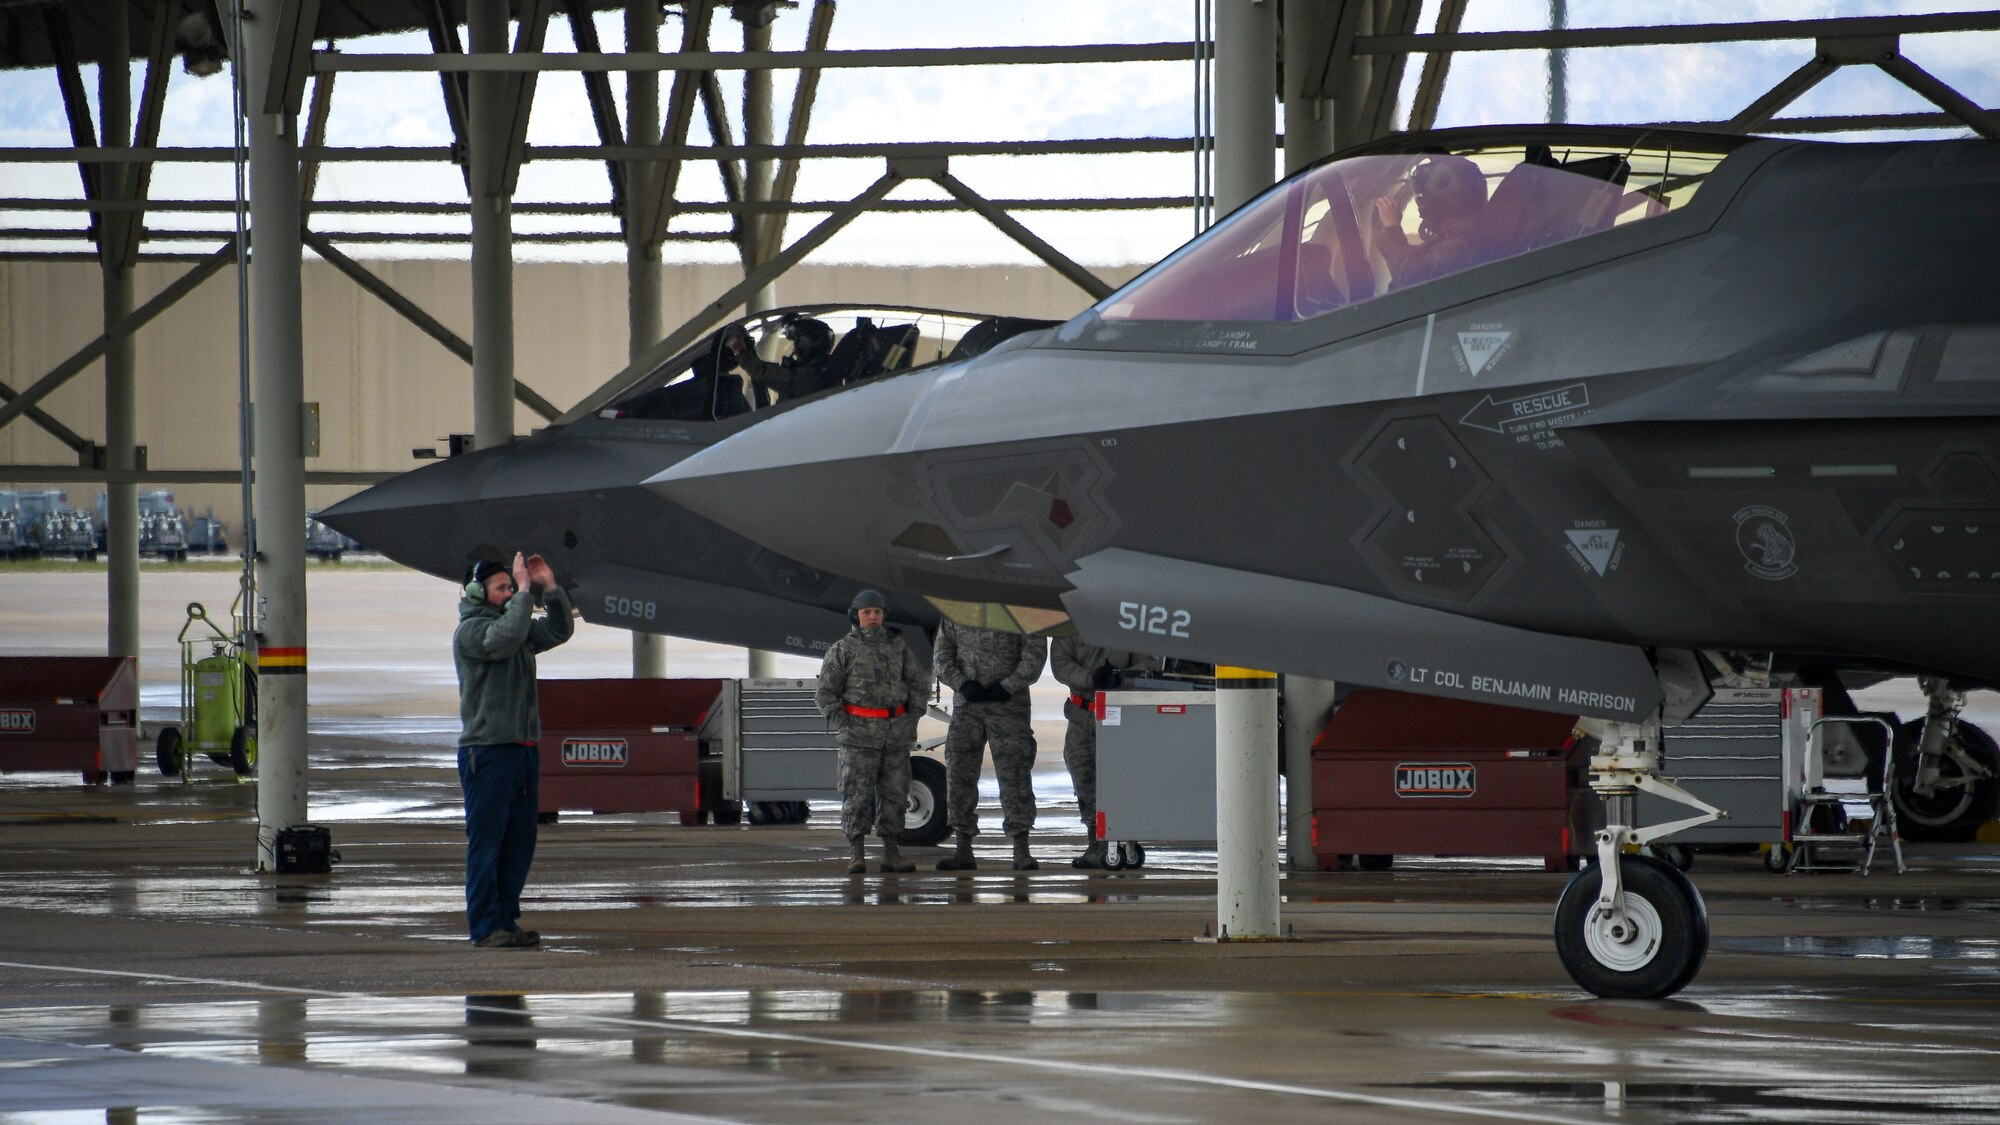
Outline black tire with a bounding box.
[156,727,184,777]
[1124,842,1146,870]
[712,801,743,825]
[785,800,810,824]
[1103,842,1126,871]
[109,770,135,785]
[903,757,950,846]
[1764,843,1791,873]
[228,725,256,776]
[1554,854,1709,999]
[1357,854,1394,871]
[748,801,776,825]
[1892,718,2000,842]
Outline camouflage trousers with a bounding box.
[944,701,1037,838]
[838,745,911,841]
[1062,699,1098,833]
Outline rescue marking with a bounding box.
[257,647,307,676]
[0,960,1601,1124]
[0,709,35,733]
[561,738,629,767]
[1396,763,1477,798]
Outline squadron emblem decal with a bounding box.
[1735,505,1799,581]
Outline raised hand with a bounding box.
[525,554,555,590]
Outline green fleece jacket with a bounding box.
[454,584,575,746]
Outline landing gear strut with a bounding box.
[1554,718,1726,999]
[1895,679,2000,842]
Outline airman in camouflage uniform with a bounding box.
[817,590,931,874]
[933,619,1048,871]
[1050,638,1162,868]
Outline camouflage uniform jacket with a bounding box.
[816,625,931,750]
[933,620,1047,701]
[1049,638,1161,698]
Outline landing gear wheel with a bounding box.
[1892,718,2000,842]
[1764,843,1791,873]
[156,727,184,777]
[228,725,256,777]
[903,757,950,846]
[1555,853,1709,999]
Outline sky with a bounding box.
[0,0,1996,268]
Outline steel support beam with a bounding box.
[0,380,90,453]
[1282,1,1337,173]
[633,0,714,251]
[1727,56,1839,133]
[0,465,396,485]
[419,0,472,189]
[297,69,337,215]
[564,0,627,214]
[931,171,1113,301]
[627,0,666,679]
[1213,0,1277,218]
[244,5,313,873]
[1355,12,2000,53]
[759,0,834,264]
[302,231,559,421]
[1878,52,2000,141]
[100,0,139,664]
[562,170,904,423]
[3,136,1218,164]
[314,41,1205,73]
[3,195,1203,216]
[44,7,100,229]
[1327,0,1374,153]
[468,0,518,451]
[0,246,232,435]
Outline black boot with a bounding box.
[936,831,977,871]
[1012,834,1039,871]
[879,839,915,873]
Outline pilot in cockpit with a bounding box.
[1372,153,1488,290]
[723,316,839,405]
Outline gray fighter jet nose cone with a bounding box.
[646,367,951,589]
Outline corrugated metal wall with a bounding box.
[0,258,1135,531]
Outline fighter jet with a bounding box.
[651,125,2000,998]
[319,304,1056,662]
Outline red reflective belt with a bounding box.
[843,704,906,719]
[1069,693,1091,710]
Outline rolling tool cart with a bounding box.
[155,599,257,779]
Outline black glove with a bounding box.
[980,681,1013,704]
[957,680,988,703]
[1091,665,1119,690]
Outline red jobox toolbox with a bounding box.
[535,678,722,819]
[1311,688,1590,871]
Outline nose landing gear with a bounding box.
[1555,718,1726,999]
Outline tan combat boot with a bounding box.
[936,831,977,870]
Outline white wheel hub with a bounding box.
[1584,893,1663,972]
[906,782,935,826]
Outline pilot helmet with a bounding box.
[847,587,887,626]
[784,317,835,364]
[1409,154,1486,219]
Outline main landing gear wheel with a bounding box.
[903,757,950,846]
[1891,718,1999,843]
[1555,854,1709,999]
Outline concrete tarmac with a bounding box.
[3,564,2000,1124]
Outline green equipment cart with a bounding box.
[155,600,257,779]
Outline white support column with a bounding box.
[740,13,781,682]
[1216,665,1280,938]
[468,0,515,453]
[1212,0,1278,216]
[246,52,310,872]
[627,0,666,680]
[1281,676,1338,871]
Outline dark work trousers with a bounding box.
[458,743,539,942]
